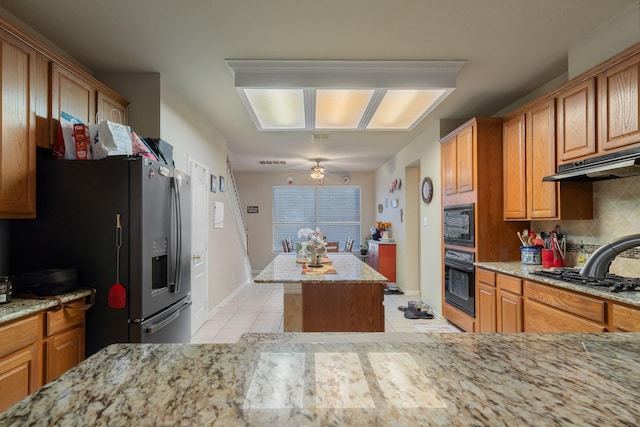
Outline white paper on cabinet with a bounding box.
[214,201,224,229]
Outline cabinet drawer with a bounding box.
[0,315,41,358]
[524,299,606,332]
[611,304,640,332]
[497,274,522,295]
[46,301,85,337]
[525,281,605,323]
[477,268,496,286]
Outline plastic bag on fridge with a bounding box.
[92,120,133,159]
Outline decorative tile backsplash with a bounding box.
[532,175,640,277]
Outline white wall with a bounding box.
[235,171,376,271]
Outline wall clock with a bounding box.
[421,177,433,203]
[378,203,383,213]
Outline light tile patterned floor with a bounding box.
[191,283,453,343]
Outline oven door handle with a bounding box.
[444,260,475,272]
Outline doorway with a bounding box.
[189,159,209,335]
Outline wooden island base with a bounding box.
[284,282,385,332]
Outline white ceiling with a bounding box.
[0,0,636,173]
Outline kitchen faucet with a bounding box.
[580,234,640,279]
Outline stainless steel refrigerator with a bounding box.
[10,156,192,356]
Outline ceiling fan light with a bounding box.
[310,170,325,179]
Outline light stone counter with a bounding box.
[476,261,640,307]
[0,289,94,325]
[1,333,639,426]
[254,252,388,283]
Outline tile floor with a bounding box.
[191,282,454,343]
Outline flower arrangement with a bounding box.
[298,227,324,242]
[376,221,392,231]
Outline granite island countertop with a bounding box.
[255,252,388,283]
[1,332,639,426]
[0,289,94,325]
[476,261,640,308]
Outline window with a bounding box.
[273,186,361,251]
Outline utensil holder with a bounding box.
[521,246,541,265]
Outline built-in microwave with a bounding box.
[443,204,475,247]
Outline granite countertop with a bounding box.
[0,289,94,325]
[1,332,639,426]
[254,253,388,283]
[476,261,640,307]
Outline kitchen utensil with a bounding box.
[517,232,527,246]
[108,214,126,309]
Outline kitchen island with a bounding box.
[1,332,639,425]
[254,253,388,332]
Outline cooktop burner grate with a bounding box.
[531,268,640,293]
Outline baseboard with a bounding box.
[206,280,250,320]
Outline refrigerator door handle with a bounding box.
[170,175,183,293]
[144,300,191,335]
[145,310,180,335]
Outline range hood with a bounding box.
[543,146,640,182]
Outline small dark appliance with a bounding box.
[443,204,475,247]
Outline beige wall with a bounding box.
[235,171,375,271]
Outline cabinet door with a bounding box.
[51,63,96,128]
[45,326,85,383]
[527,99,558,219]
[497,290,523,332]
[456,124,474,193]
[0,32,36,218]
[503,114,527,219]
[377,244,396,282]
[598,53,640,151]
[97,91,128,124]
[556,79,596,162]
[477,283,496,332]
[0,345,40,412]
[441,135,457,195]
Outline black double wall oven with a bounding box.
[443,204,476,317]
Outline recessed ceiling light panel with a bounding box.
[227,59,465,131]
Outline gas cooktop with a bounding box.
[531,268,640,293]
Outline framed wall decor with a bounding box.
[422,177,433,203]
[210,174,217,193]
[391,198,398,208]
[219,175,225,192]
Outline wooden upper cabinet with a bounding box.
[598,52,640,152]
[441,135,457,195]
[97,91,128,124]
[441,123,475,197]
[503,114,527,219]
[51,63,96,128]
[526,99,558,219]
[0,30,36,218]
[556,78,596,163]
[456,124,475,193]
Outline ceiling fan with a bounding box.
[310,160,326,179]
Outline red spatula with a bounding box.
[108,214,126,308]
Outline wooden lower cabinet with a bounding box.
[496,274,523,332]
[524,281,606,332]
[610,303,640,332]
[476,268,496,332]
[45,326,84,383]
[0,344,41,412]
[0,298,86,411]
